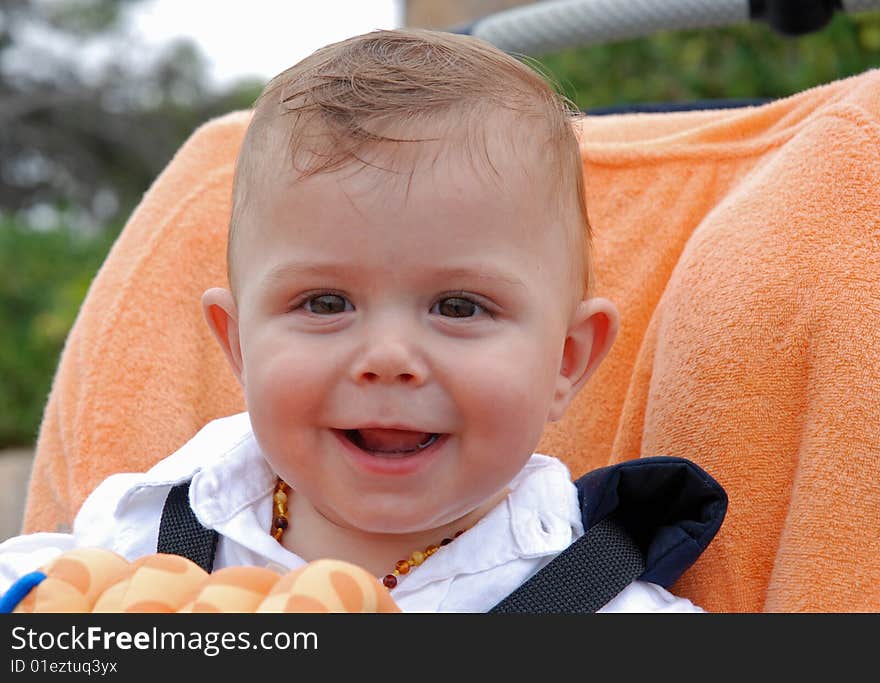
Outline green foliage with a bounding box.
[40,0,138,35]
[0,218,114,446]
[534,12,880,110]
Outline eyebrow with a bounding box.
[262,262,358,285]
[261,262,526,289]
[432,267,526,289]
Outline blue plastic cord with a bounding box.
[0,571,47,613]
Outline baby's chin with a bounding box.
[317,500,478,539]
[333,511,465,538]
[335,491,508,540]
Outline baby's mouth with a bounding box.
[343,428,441,456]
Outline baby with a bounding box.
[0,28,706,612]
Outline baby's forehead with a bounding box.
[231,108,585,298]
[240,158,574,274]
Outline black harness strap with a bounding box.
[157,482,645,610]
[489,515,645,613]
[157,481,219,573]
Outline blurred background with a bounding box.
[1,0,879,539]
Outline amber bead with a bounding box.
[270,479,291,543]
[440,538,452,546]
[383,574,398,589]
[395,560,411,574]
[410,550,426,566]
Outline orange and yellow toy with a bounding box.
[1,548,401,613]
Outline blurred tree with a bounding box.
[0,0,262,231]
[0,0,261,446]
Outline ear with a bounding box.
[547,297,620,422]
[201,287,245,386]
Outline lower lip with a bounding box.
[333,429,448,476]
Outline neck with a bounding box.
[280,489,508,579]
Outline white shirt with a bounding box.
[0,412,702,613]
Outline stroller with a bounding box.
[19,0,880,612]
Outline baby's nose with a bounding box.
[350,334,428,386]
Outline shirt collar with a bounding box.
[390,454,583,597]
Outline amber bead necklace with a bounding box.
[270,477,466,589]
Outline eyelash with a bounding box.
[289,290,351,315]
[433,292,491,319]
[290,290,492,318]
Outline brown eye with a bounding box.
[436,297,479,318]
[305,294,350,314]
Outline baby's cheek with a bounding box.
[458,351,552,446]
[247,346,334,419]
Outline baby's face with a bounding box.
[230,132,584,535]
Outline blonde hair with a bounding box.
[229,28,591,296]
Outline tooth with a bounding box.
[417,434,438,449]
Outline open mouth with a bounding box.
[341,428,442,457]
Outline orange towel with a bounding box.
[24,69,880,612]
